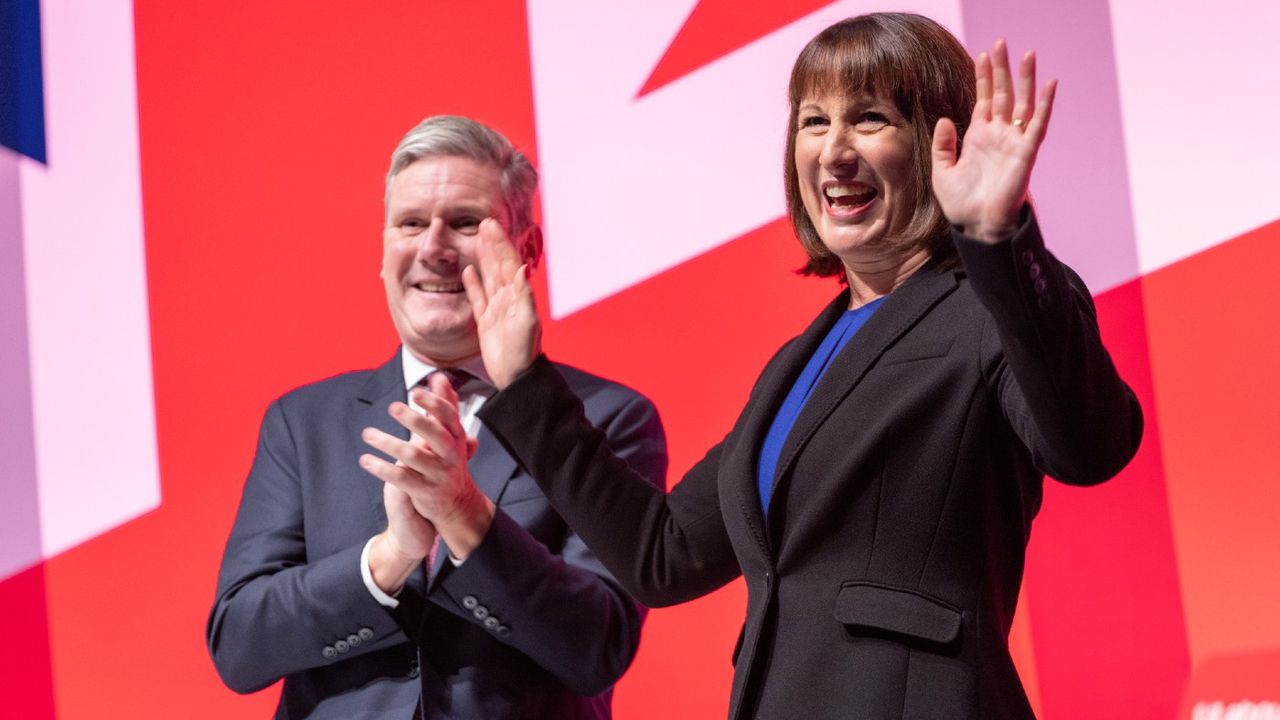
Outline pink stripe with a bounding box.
[19,0,160,559]
[0,153,44,580]
[961,0,1188,716]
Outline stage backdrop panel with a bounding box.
[1,1,1276,718]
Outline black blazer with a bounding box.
[480,214,1143,720]
[207,353,667,719]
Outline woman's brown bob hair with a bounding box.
[785,13,976,278]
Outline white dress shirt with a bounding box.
[361,348,496,607]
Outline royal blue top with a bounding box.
[756,298,884,515]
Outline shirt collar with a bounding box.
[400,347,494,394]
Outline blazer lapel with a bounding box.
[353,351,410,517]
[723,290,853,558]
[426,414,520,584]
[771,263,960,504]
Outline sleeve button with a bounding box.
[334,639,350,654]
[472,605,489,620]
[347,634,361,647]
[496,626,511,637]
[483,616,500,630]
[358,627,374,641]
[322,645,337,659]
[461,595,479,610]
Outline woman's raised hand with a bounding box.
[462,219,542,389]
[931,39,1056,243]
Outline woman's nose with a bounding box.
[819,127,858,171]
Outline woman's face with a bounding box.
[794,91,917,267]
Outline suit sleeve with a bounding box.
[205,400,409,694]
[478,361,742,612]
[954,208,1144,485]
[432,388,694,695]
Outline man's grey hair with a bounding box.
[386,115,538,238]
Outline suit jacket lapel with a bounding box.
[723,290,853,558]
[353,351,410,517]
[771,263,960,503]
[427,410,520,584]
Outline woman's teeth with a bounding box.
[825,185,877,206]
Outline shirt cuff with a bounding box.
[360,535,401,608]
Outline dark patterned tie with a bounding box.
[418,367,472,395]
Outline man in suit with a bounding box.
[207,115,666,719]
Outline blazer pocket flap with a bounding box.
[833,582,961,644]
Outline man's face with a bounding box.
[382,156,506,365]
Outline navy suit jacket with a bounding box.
[207,352,666,719]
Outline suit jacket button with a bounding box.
[1029,262,1042,279]
[483,616,500,630]
[347,633,361,647]
[322,645,337,659]
[1021,249,1036,266]
[1034,277,1048,293]
[407,662,420,679]
[334,639,350,654]
[358,627,374,641]
[462,595,479,610]
[472,605,490,620]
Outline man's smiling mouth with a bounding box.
[412,281,465,293]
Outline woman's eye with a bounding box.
[856,112,890,129]
[799,115,828,129]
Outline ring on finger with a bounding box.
[1012,117,1025,127]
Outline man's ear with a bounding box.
[517,224,543,271]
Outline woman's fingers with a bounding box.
[1025,78,1058,146]
[931,116,959,172]
[462,264,487,318]
[990,39,1014,120]
[973,51,992,122]
[477,218,508,300]
[1012,50,1036,128]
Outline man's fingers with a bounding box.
[362,427,440,475]
[413,382,467,440]
[359,452,427,493]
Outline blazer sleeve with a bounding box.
[205,400,408,694]
[430,387,670,695]
[478,358,742,610]
[954,208,1144,485]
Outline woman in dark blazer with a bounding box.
[403,12,1143,720]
